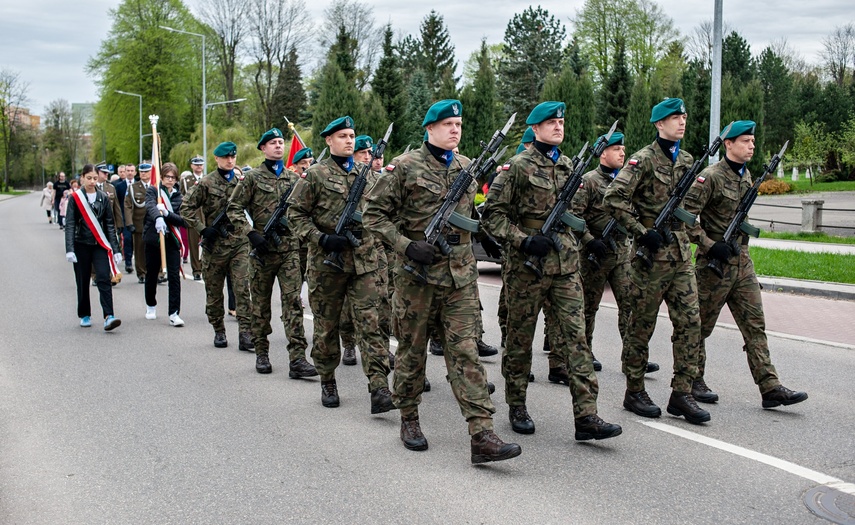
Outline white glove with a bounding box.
[113,253,123,266]
[157,203,168,215]
[155,216,167,234]
[66,252,77,263]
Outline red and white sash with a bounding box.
[160,188,186,254]
[72,189,118,276]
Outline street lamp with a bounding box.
[160,26,206,168]
[206,98,246,110]
[115,90,143,164]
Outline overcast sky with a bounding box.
[2,0,852,116]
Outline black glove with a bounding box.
[201,227,220,242]
[248,231,268,254]
[126,224,136,234]
[637,229,663,252]
[480,235,503,260]
[586,238,608,260]
[707,241,732,262]
[520,235,552,257]
[405,241,437,265]
[320,233,350,252]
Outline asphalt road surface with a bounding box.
[2,192,854,524]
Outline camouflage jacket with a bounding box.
[570,164,629,248]
[684,159,753,259]
[602,140,694,263]
[228,162,301,252]
[287,157,380,275]
[362,143,478,288]
[481,145,580,276]
[179,169,247,248]
[180,172,204,224]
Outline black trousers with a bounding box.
[73,242,113,319]
[145,237,182,315]
[122,226,134,263]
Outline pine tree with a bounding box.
[601,38,632,131]
[311,60,364,152]
[270,45,308,136]
[722,31,754,85]
[371,24,408,151]
[396,35,423,84]
[459,40,498,157]
[757,47,794,151]
[540,64,594,153]
[419,10,458,96]
[437,68,459,100]
[330,25,358,84]
[680,59,711,157]
[402,69,433,148]
[625,76,655,154]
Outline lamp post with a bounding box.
[115,90,143,164]
[206,98,246,110]
[160,26,206,168]
[32,144,38,187]
[709,0,723,164]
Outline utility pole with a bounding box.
[709,0,723,164]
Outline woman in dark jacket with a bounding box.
[144,162,186,326]
[65,164,122,330]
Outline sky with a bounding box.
[2,0,853,116]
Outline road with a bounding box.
[2,192,854,524]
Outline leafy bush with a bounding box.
[815,170,841,183]
[758,179,792,195]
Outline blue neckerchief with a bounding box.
[425,141,454,167]
[533,140,561,164]
[656,136,680,164]
[270,159,284,177]
[547,146,560,163]
[330,154,354,173]
[440,150,453,167]
[217,168,235,182]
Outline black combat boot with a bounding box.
[667,391,711,424]
[528,372,535,382]
[238,332,254,352]
[471,430,522,464]
[575,414,623,441]
[370,386,397,414]
[646,361,660,373]
[429,338,443,356]
[388,352,395,370]
[623,389,661,418]
[477,339,499,357]
[548,364,570,386]
[400,416,428,451]
[214,331,228,348]
[321,380,340,408]
[692,378,719,403]
[487,382,496,395]
[509,404,535,434]
[761,385,808,408]
[424,378,431,392]
[592,355,603,372]
[543,337,551,353]
[289,357,318,379]
[255,354,272,374]
[342,343,357,365]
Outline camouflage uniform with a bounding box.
[683,160,781,393]
[338,246,392,348]
[481,146,599,418]
[571,165,633,350]
[180,170,251,333]
[602,141,701,393]
[363,144,496,435]
[180,172,204,276]
[287,158,391,391]
[227,163,308,362]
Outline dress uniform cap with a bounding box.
[241,165,253,173]
[526,101,566,125]
[213,141,238,157]
[723,120,756,139]
[190,155,204,165]
[422,99,463,126]
[320,116,355,137]
[257,127,284,149]
[649,98,687,123]
[521,126,536,144]
[354,135,373,152]
[292,147,313,164]
[138,162,152,171]
[96,163,112,174]
[600,131,625,147]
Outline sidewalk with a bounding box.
[751,237,855,255]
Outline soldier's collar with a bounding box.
[724,155,746,177]
[330,154,354,173]
[217,167,235,182]
[263,159,284,177]
[599,163,619,179]
[533,140,561,164]
[656,135,680,164]
[425,141,454,167]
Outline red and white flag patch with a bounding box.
[579,182,584,188]
[385,164,396,171]
[696,176,706,183]
[502,163,511,171]
[628,158,639,166]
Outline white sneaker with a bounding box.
[145,306,156,320]
[169,313,185,327]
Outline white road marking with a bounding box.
[642,420,855,495]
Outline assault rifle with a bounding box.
[524,121,618,278]
[587,217,628,271]
[707,140,788,278]
[635,122,734,269]
[312,147,327,166]
[250,185,295,266]
[323,123,393,272]
[200,202,232,253]
[403,113,516,284]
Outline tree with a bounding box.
[396,35,423,84]
[540,63,595,152]
[371,25,407,152]
[820,23,855,87]
[601,38,632,129]
[401,69,432,148]
[0,68,30,190]
[318,0,382,90]
[461,43,504,87]
[360,91,390,148]
[310,60,363,152]
[625,76,656,154]
[624,0,677,76]
[419,10,458,96]
[722,31,754,84]
[269,45,308,135]
[757,46,794,151]
[42,99,88,175]
[197,0,250,120]
[498,6,566,132]
[459,40,498,158]
[685,20,731,68]
[680,59,711,157]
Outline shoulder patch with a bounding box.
[696,176,706,184]
[502,163,511,171]
[579,182,584,189]
[628,158,639,166]
[385,164,396,171]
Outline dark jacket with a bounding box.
[143,185,186,245]
[64,189,120,254]
[113,178,128,223]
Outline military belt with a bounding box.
[520,218,546,229]
[640,217,683,232]
[405,229,470,245]
[708,232,749,245]
[319,227,362,240]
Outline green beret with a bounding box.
[599,131,625,147]
[650,98,686,123]
[521,126,535,144]
[213,141,237,157]
[526,101,565,125]
[723,120,756,139]
[515,143,526,155]
[292,147,313,164]
[422,99,462,126]
[320,116,354,137]
[257,127,284,149]
[354,135,373,152]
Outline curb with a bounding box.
[758,276,855,302]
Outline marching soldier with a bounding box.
[290,147,313,280]
[363,100,521,463]
[482,101,622,441]
[227,128,316,378]
[287,117,395,415]
[602,98,710,424]
[180,142,253,351]
[180,156,206,280]
[570,131,660,374]
[683,121,808,409]
[125,162,153,283]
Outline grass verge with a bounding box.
[759,231,855,245]
[0,190,28,196]
[749,248,855,284]
[789,179,855,193]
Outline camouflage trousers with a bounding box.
[307,266,391,391]
[340,247,392,347]
[499,281,563,367]
[579,246,633,351]
[695,250,781,393]
[392,276,495,435]
[624,257,701,393]
[249,249,308,361]
[502,268,599,418]
[201,242,251,332]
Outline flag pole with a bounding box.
[283,116,307,148]
[149,115,168,278]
